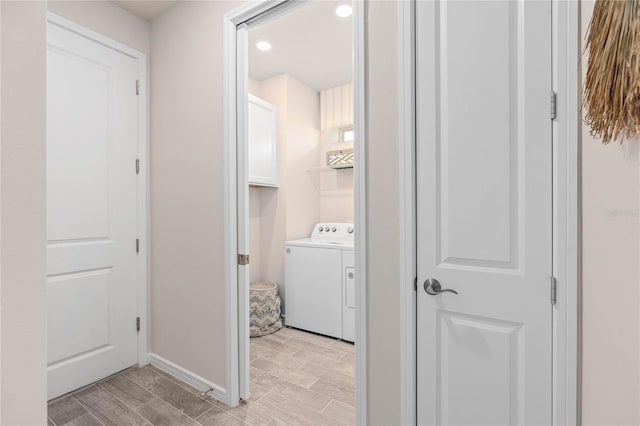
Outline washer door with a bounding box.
[284,246,342,338]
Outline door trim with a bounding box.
[401,0,580,424]
[46,13,150,368]
[223,1,367,422]
[551,1,580,424]
[399,1,417,425]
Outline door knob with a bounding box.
[424,278,458,296]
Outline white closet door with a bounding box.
[47,21,139,399]
[416,1,553,424]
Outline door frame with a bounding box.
[223,0,368,422]
[399,0,580,424]
[46,13,150,368]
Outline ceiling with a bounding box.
[112,1,178,21]
[110,0,352,92]
[248,1,353,92]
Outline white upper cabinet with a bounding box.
[248,95,279,187]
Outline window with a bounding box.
[339,126,354,143]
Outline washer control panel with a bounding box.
[311,223,354,244]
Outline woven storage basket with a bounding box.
[249,282,282,337]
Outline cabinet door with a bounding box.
[248,95,278,187]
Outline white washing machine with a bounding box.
[285,223,355,341]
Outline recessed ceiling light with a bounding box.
[335,4,352,18]
[256,41,272,51]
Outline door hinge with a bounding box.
[136,159,140,175]
[136,238,140,253]
[238,254,250,265]
[551,276,557,305]
[550,91,557,120]
[136,79,140,96]
[136,317,141,332]
[414,277,417,292]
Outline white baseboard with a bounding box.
[147,353,228,406]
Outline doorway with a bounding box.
[46,14,148,400]
[407,0,580,424]
[224,0,367,422]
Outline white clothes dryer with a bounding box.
[284,223,355,341]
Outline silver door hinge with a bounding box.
[551,276,557,305]
[238,254,250,265]
[550,91,557,120]
[136,159,140,175]
[136,80,140,96]
[136,317,141,332]
[136,238,140,253]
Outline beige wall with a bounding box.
[48,1,150,54]
[149,0,241,389]
[284,76,322,241]
[365,1,403,423]
[581,2,640,424]
[1,1,48,425]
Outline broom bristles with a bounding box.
[584,0,640,144]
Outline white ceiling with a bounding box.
[248,1,353,92]
[110,0,352,92]
[112,1,178,21]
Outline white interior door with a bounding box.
[47,21,140,400]
[416,1,553,424]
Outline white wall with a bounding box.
[0,1,48,424]
[149,0,240,390]
[581,2,640,424]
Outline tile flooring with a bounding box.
[48,327,355,425]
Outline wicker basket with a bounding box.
[249,282,282,337]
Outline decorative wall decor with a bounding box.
[326,148,354,169]
[584,0,640,144]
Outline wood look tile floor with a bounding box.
[48,327,355,426]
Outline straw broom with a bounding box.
[584,0,640,144]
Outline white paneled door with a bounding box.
[416,1,552,425]
[47,21,140,399]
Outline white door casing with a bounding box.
[47,20,141,399]
[416,1,553,425]
[236,25,251,401]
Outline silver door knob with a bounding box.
[424,278,458,295]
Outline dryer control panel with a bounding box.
[311,223,354,244]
